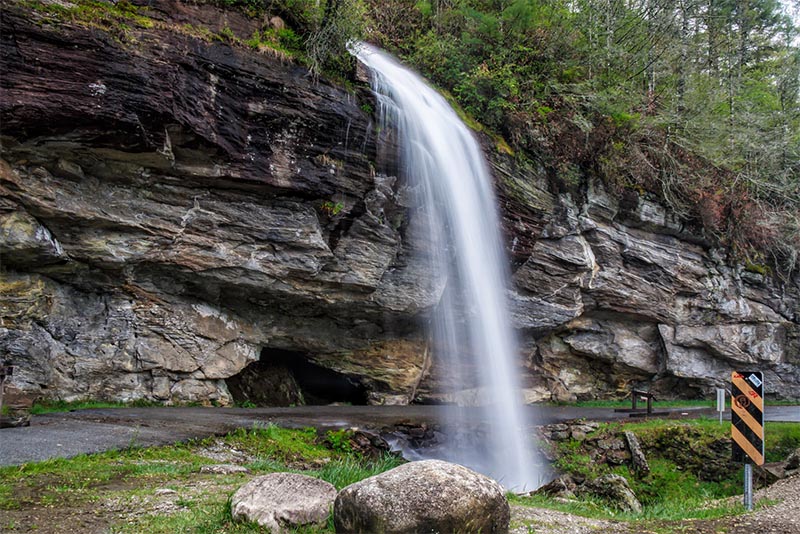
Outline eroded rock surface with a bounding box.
[0,0,798,406]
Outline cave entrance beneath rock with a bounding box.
[226,348,368,407]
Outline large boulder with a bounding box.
[231,473,336,532]
[334,459,510,534]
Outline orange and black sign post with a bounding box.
[731,371,764,511]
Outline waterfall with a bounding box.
[354,43,540,490]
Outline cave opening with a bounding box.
[226,348,368,407]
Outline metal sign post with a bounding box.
[716,388,725,424]
[731,371,764,512]
[743,463,753,510]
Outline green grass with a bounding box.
[220,425,335,465]
[29,399,164,415]
[311,454,405,490]
[765,421,800,462]
[0,422,404,533]
[547,398,799,409]
[19,0,154,33]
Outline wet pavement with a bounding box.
[0,404,797,466]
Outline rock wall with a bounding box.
[1,0,798,406]
[497,175,800,401]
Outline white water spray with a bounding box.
[354,43,540,490]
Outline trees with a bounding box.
[363,0,800,272]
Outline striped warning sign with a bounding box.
[731,371,764,465]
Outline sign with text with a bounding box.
[731,371,765,465]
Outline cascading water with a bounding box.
[353,43,541,490]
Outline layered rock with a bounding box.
[1,0,798,407]
[0,0,428,405]
[503,177,799,401]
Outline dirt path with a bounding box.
[510,473,800,534]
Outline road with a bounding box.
[0,404,797,466]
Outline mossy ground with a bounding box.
[513,418,800,527]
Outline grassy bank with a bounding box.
[512,418,800,525]
[1,418,797,532]
[0,424,402,533]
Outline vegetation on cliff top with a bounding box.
[247,0,800,276]
[362,0,800,276]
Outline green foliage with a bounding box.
[217,0,265,17]
[311,454,404,489]
[218,25,235,41]
[305,0,368,77]
[320,200,345,216]
[364,0,800,275]
[20,0,154,33]
[765,421,800,463]
[324,428,355,454]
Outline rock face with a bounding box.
[1,0,798,406]
[231,473,336,531]
[333,459,510,534]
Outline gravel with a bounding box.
[511,506,623,534]
[728,473,800,534]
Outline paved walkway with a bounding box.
[0,404,797,466]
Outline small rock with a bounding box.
[606,449,631,465]
[571,430,587,441]
[597,438,624,451]
[200,464,251,475]
[533,474,577,499]
[571,424,598,434]
[786,448,800,470]
[349,429,392,458]
[334,459,510,533]
[231,473,336,532]
[581,474,642,514]
[624,431,650,474]
[269,16,285,30]
[155,488,177,495]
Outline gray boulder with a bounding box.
[581,474,642,513]
[334,459,510,533]
[231,473,336,532]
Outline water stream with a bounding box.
[353,43,540,490]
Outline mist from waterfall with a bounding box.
[353,42,540,490]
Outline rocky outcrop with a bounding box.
[1,0,798,407]
[0,0,430,405]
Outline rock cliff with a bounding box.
[1,0,797,407]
